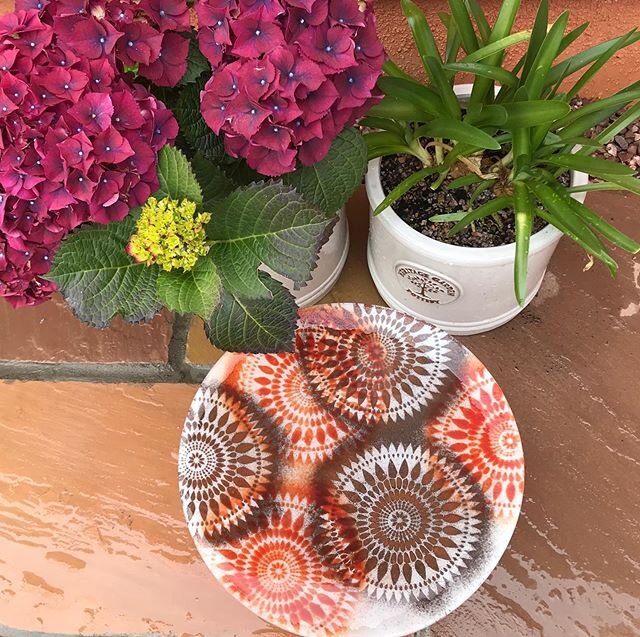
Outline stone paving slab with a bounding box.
[0,382,268,637]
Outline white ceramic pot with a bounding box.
[264,208,349,307]
[365,86,588,334]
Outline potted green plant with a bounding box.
[363,0,640,335]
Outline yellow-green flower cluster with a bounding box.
[128,197,211,272]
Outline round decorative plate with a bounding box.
[179,304,524,637]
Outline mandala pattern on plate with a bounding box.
[214,495,358,637]
[179,386,279,543]
[238,353,368,464]
[427,364,524,520]
[296,305,452,425]
[317,442,487,604]
[179,303,524,637]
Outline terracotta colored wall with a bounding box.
[375,0,640,98]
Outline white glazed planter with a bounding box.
[264,208,349,307]
[365,86,588,335]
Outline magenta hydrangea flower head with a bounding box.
[198,0,384,176]
[0,5,179,308]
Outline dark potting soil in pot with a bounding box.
[380,154,556,248]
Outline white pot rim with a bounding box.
[366,157,588,267]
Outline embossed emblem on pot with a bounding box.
[395,263,461,305]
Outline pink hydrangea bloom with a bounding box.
[0,4,180,308]
[199,0,384,176]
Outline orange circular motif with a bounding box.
[238,353,369,464]
[213,496,357,636]
[427,364,525,520]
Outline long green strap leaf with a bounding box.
[584,102,640,148]
[558,185,640,253]
[591,175,640,197]
[422,118,501,150]
[464,103,508,127]
[567,29,639,99]
[401,0,442,75]
[565,182,627,194]
[543,153,636,178]
[521,0,549,81]
[373,165,443,216]
[367,144,417,161]
[382,59,415,81]
[440,12,463,66]
[558,22,590,55]
[425,57,462,119]
[469,0,522,107]
[501,100,572,129]
[469,179,495,206]
[361,116,407,139]
[460,31,531,63]
[547,32,640,87]
[443,62,519,87]
[447,174,483,189]
[377,76,446,118]
[492,0,522,39]
[524,11,570,100]
[365,130,412,151]
[542,21,590,98]
[447,0,479,53]
[449,196,513,234]
[555,88,640,131]
[529,182,618,275]
[367,95,429,122]
[511,106,531,179]
[464,0,491,43]
[513,182,533,305]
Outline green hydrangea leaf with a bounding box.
[47,215,161,327]
[174,80,226,162]
[179,38,210,86]
[157,258,221,319]
[207,181,337,299]
[191,154,236,211]
[205,272,297,352]
[156,145,203,204]
[222,160,263,186]
[283,128,367,213]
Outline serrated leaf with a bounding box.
[207,181,337,299]
[221,160,263,186]
[205,272,297,353]
[174,80,226,162]
[157,258,221,319]
[282,128,367,213]
[179,38,210,85]
[156,145,202,204]
[191,154,236,211]
[47,215,161,327]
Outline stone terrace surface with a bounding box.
[1,190,639,637]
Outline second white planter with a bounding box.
[366,161,588,336]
